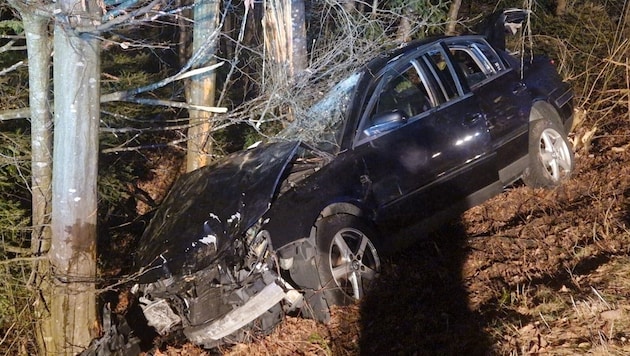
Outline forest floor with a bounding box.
[141,117,630,356]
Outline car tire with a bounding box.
[314,214,381,306]
[522,118,574,188]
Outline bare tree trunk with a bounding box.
[21,12,53,354]
[555,0,567,16]
[263,0,307,82]
[291,0,307,74]
[49,0,101,353]
[625,0,630,39]
[343,0,355,13]
[177,0,192,68]
[446,0,462,35]
[396,6,412,43]
[262,0,307,123]
[186,0,220,172]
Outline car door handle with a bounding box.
[512,83,527,95]
[464,113,485,126]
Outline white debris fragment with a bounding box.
[199,234,217,248]
[247,141,262,149]
[228,212,241,224]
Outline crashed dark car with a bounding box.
[131,9,574,349]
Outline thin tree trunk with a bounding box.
[446,0,462,35]
[49,0,101,352]
[555,0,567,16]
[343,0,355,12]
[177,0,191,68]
[186,0,220,171]
[396,6,412,43]
[621,0,630,40]
[291,0,307,75]
[21,13,53,354]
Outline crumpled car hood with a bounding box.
[134,141,300,282]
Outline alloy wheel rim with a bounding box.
[539,128,572,181]
[329,228,381,299]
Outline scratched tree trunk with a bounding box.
[263,0,306,123]
[186,0,220,172]
[263,0,307,83]
[49,0,101,353]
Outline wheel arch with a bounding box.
[530,100,565,133]
[317,201,367,222]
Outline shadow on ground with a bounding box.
[359,221,491,355]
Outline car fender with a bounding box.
[134,141,301,282]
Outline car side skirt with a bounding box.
[499,154,528,185]
[384,180,504,253]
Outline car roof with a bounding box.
[362,36,448,75]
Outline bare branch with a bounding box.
[121,97,228,113]
[77,0,164,33]
[0,256,47,265]
[0,108,31,121]
[101,62,225,102]
[0,39,27,53]
[0,60,26,75]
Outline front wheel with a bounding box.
[522,118,574,188]
[314,214,381,306]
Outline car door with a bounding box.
[446,38,531,182]
[352,45,498,228]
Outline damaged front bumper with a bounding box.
[182,281,286,345]
[134,263,304,348]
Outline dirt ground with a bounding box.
[143,117,630,356]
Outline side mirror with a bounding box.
[363,110,407,137]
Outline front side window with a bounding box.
[356,63,433,140]
[369,65,431,120]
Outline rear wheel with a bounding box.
[523,118,574,188]
[315,214,381,306]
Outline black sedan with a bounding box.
[131,9,574,348]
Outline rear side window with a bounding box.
[423,48,460,102]
[448,39,506,88]
[451,49,488,87]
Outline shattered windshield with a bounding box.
[277,72,361,153]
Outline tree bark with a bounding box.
[555,0,567,16]
[291,0,307,74]
[446,0,462,35]
[49,0,101,353]
[186,0,220,172]
[396,6,413,43]
[21,12,54,354]
[263,0,307,81]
